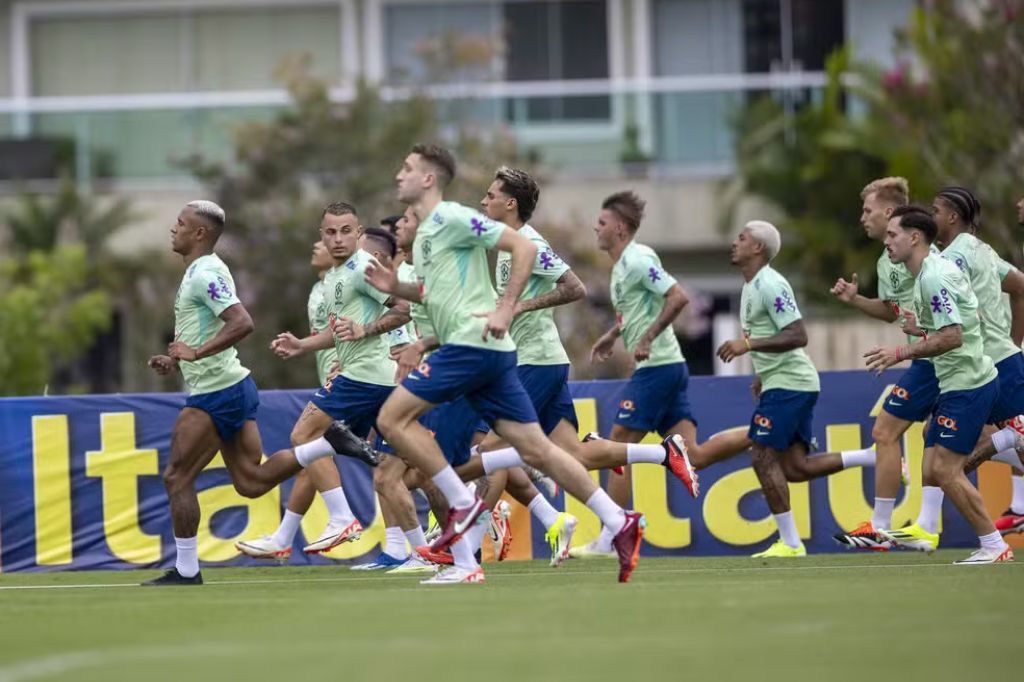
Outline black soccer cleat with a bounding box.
[140,568,204,586]
[323,420,381,467]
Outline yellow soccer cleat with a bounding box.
[544,512,578,568]
[752,540,807,558]
[878,524,939,552]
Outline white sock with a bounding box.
[917,486,944,534]
[626,443,667,465]
[174,535,199,578]
[593,525,614,552]
[841,447,876,469]
[773,511,801,548]
[321,486,354,524]
[979,530,1008,552]
[271,510,303,547]
[481,447,525,474]
[431,466,474,508]
[991,448,1022,467]
[384,526,408,560]
[1012,475,1024,515]
[294,437,337,467]
[451,536,479,570]
[585,489,626,535]
[527,493,560,529]
[991,426,1019,453]
[405,526,427,548]
[467,522,487,553]
[871,497,896,531]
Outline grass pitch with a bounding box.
[0,551,1020,682]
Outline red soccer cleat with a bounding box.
[611,511,646,583]
[415,546,454,565]
[428,497,487,553]
[663,434,699,498]
[995,509,1024,536]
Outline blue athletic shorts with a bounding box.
[310,374,394,440]
[882,359,940,422]
[989,352,1024,425]
[518,364,578,435]
[614,362,695,435]
[402,344,538,427]
[184,375,259,442]
[421,397,490,467]
[926,378,1000,455]
[748,389,818,452]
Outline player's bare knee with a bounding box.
[871,420,900,446]
[161,464,193,495]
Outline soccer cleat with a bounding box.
[752,540,807,558]
[141,568,203,586]
[523,465,559,497]
[567,540,616,560]
[415,546,455,566]
[387,553,437,575]
[235,535,293,562]
[994,508,1024,535]
[900,454,911,487]
[420,566,485,585]
[663,434,699,498]
[428,497,487,553]
[611,511,646,583]
[303,517,364,554]
[878,524,939,553]
[488,500,513,561]
[545,512,578,568]
[350,552,407,571]
[953,546,1015,564]
[323,420,381,467]
[583,432,624,476]
[425,510,441,544]
[832,521,892,551]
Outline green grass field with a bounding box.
[0,551,1020,682]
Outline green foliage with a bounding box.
[0,245,111,395]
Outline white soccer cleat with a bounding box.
[387,553,437,575]
[952,546,1014,565]
[235,535,292,562]
[302,517,363,554]
[567,539,615,560]
[420,565,485,585]
[545,512,578,567]
[488,500,513,561]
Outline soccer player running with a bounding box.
[719,221,865,557]
[237,205,409,559]
[868,206,1013,564]
[366,144,645,584]
[828,178,929,550]
[145,201,372,585]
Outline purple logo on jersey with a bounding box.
[207,282,222,301]
[540,251,555,269]
[208,276,232,301]
[648,267,661,283]
[774,297,785,313]
[774,290,796,314]
[471,218,488,236]
[931,295,942,313]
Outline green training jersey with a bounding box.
[941,232,1020,364]
[173,254,251,395]
[307,279,339,386]
[912,254,997,393]
[739,265,820,393]
[610,239,684,370]
[322,249,396,386]
[495,224,571,366]
[384,262,418,349]
[412,201,515,352]
[878,244,940,350]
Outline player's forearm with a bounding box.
[850,295,898,323]
[391,281,422,303]
[301,329,336,352]
[516,271,586,315]
[1007,293,1024,347]
[416,336,440,353]
[194,317,254,359]
[366,301,412,337]
[501,242,539,309]
[640,286,688,344]
[748,324,807,354]
[907,326,962,359]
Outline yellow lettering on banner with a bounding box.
[32,415,73,565]
[632,433,691,548]
[826,421,929,532]
[85,413,161,564]
[566,398,601,547]
[703,467,810,545]
[301,491,386,560]
[196,454,281,562]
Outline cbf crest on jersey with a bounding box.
[499,260,511,284]
[421,238,433,265]
[890,270,900,290]
[334,280,344,305]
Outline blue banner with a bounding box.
[0,370,978,572]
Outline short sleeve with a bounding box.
[921,269,963,329]
[760,273,803,330]
[356,257,392,305]
[630,255,676,296]
[191,268,240,316]
[997,256,1016,281]
[386,326,410,348]
[876,259,893,302]
[446,204,506,250]
[531,241,570,280]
